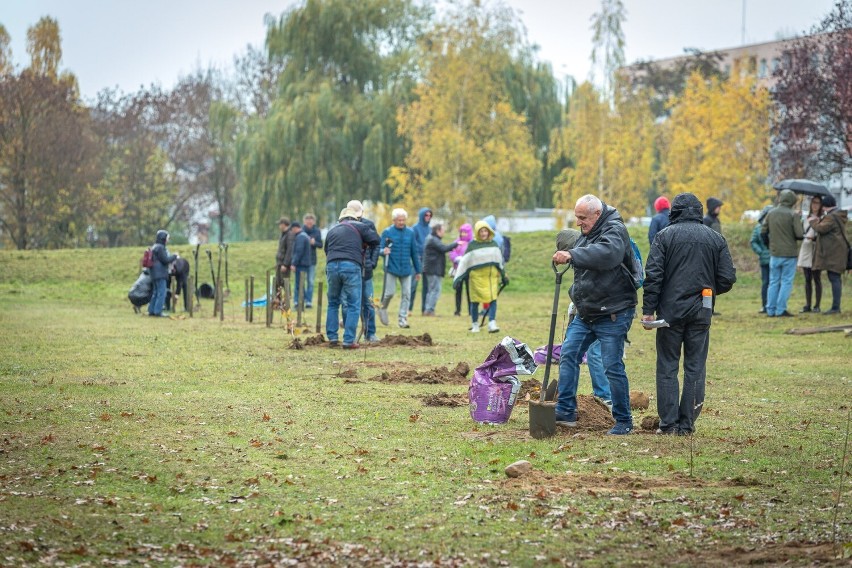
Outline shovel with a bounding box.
[530,261,571,439]
[378,240,392,326]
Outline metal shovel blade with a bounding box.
[529,400,556,439]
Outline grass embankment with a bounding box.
[0,228,849,566]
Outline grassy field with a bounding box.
[0,228,850,566]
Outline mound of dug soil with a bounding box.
[640,415,660,431]
[420,391,468,407]
[379,333,433,346]
[303,334,326,346]
[630,390,650,410]
[567,394,616,431]
[370,362,469,384]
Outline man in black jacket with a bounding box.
[324,206,380,349]
[552,195,638,435]
[642,193,736,435]
[148,230,178,317]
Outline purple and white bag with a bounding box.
[469,337,538,424]
[533,343,562,366]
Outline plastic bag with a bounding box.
[533,343,562,366]
[469,336,538,424]
[128,270,153,307]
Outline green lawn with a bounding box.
[0,230,849,566]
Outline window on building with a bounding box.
[772,57,780,72]
[759,58,768,78]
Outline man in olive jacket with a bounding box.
[761,189,803,317]
[642,193,736,435]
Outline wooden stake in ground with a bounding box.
[249,276,254,323]
[297,277,305,327]
[245,278,250,322]
[315,282,323,333]
[218,277,224,321]
[188,275,194,318]
[265,269,272,328]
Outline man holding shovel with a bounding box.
[552,195,637,435]
[324,206,380,349]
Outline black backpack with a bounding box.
[501,236,511,263]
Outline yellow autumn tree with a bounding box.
[392,2,538,217]
[661,72,772,219]
[549,81,654,218]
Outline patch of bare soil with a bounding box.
[369,362,470,384]
[335,369,358,379]
[691,542,845,567]
[288,338,305,350]
[502,470,718,493]
[420,391,468,407]
[378,333,433,346]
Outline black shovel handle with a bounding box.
[540,261,571,403]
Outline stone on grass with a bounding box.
[505,460,533,478]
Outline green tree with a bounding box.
[503,52,564,208]
[392,1,538,217]
[236,0,427,238]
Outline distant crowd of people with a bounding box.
[750,191,847,317]
[272,203,510,349]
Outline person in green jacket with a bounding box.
[750,205,772,313]
[760,189,804,317]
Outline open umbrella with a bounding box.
[773,179,832,198]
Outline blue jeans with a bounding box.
[557,309,634,424]
[292,267,309,307]
[470,301,496,324]
[424,274,442,313]
[766,256,797,316]
[585,340,612,401]
[760,263,769,310]
[148,278,167,315]
[305,264,316,306]
[362,278,376,338]
[325,261,362,345]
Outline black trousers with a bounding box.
[655,319,710,434]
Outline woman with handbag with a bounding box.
[810,194,849,315]
[797,196,823,312]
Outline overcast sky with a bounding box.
[2,0,837,102]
